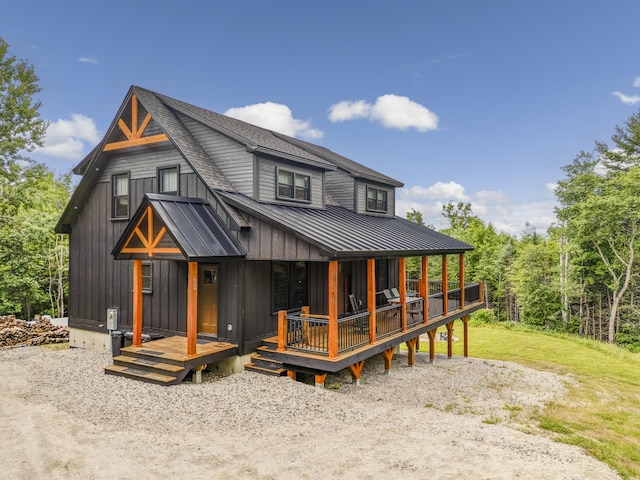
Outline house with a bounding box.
[56,86,484,385]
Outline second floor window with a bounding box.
[158,166,179,195]
[367,187,388,212]
[112,173,129,219]
[277,168,310,202]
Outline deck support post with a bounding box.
[367,258,376,343]
[420,256,428,324]
[459,253,465,309]
[442,255,448,316]
[277,310,287,352]
[132,259,143,346]
[405,337,417,366]
[446,321,454,358]
[287,370,296,380]
[348,360,365,385]
[462,315,469,357]
[187,261,198,356]
[427,330,436,363]
[328,260,339,358]
[315,373,327,388]
[399,257,407,331]
[382,347,394,374]
[192,364,206,384]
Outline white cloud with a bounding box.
[401,182,469,202]
[37,114,101,160]
[634,76,640,88]
[328,94,439,132]
[613,91,640,105]
[397,182,557,236]
[224,102,323,139]
[77,56,98,64]
[328,100,371,122]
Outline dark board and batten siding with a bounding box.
[178,113,255,196]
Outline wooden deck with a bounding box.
[267,299,484,376]
[105,336,238,385]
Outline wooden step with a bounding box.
[244,363,287,377]
[104,364,180,385]
[249,353,285,371]
[112,355,185,377]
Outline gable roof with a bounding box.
[112,194,246,262]
[219,191,472,258]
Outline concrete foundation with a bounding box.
[69,328,111,353]
[206,352,253,375]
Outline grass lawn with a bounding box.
[418,322,640,479]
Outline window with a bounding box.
[366,186,388,212]
[158,166,179,195]
[112,173,129,219]
[277,168,310,202]
[142,262,153,293]
[272,261,307,311]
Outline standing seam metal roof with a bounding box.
[219,191,472,257]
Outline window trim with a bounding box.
[142,262,153,294]
[111,172,130,220]
[366,185,388,213]
[276,166,311,203]
[157,165,180,196]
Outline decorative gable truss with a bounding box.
[120,205,181,257]
[104,94,169,151]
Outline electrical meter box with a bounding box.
[106,308,118,331]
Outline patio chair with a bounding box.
[391,287,400,299]
[383,289,394,303]
[349,294,369,334]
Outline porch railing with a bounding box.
[281,281,481,355]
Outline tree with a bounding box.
[0,37,48,177]
[557,113,640,343]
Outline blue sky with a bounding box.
[3,0,640,235]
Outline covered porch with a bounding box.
[270,254,485,386]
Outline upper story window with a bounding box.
[158,166,179,195]
[112,173,129,219]
[367,186,388,213]
[277,168,310,202]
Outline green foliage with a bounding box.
[0,37,48,173]
[0,38,70,319]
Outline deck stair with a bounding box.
[105,349,191,385]
[104,336,239,385]
[244,338,287,376]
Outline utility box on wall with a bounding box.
[106,308,118,331]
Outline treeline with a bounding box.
[411,110,640,352]
[0,37,72,320]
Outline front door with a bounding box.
[198,265,218,335]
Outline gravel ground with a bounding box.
[0,345,620,479]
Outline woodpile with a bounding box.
[0,315,69,348]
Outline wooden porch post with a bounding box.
[460,253,465,309]
[399,257,407,331]
[420,256,428,324]
[328,260,339,358]
[462,315,469,357]
[446,321,454,359]
[132,259,143,346]
[442,255,448,316]
[187,261,198,355]
[277,310,287,352]
[367,258,376,343]
[427,330,436,363]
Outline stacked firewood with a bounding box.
[0,315,69,348]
